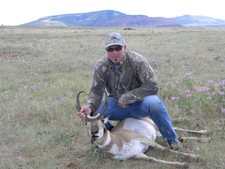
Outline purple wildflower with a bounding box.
[218,79,225,86]
[195,87,209,93]
[222,108,225,114]
[186,93,192,98]
[183,71,192,79]
[171,96,179,101]
[208,80,214,85]
[184,90,191,97]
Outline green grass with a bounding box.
[0,26,224,169]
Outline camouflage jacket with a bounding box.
[87,50,159,112]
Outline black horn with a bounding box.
[76,91,88,125]
[99,91,108,117]
[86,91,108,120]
[76,91,86,111]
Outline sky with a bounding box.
[1,0,225,26]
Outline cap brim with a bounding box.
[105,43,125,49]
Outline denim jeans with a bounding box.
[94,95,179,144]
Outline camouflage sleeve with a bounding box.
[87,59,106,113]
[120,53,159,105]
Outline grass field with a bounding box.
[0,26,224,169]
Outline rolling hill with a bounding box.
[23,10,225,27]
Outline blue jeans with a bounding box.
[94,95,179,144]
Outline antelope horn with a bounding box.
[99,91,108,116]
[76,91,86,111]
[76,91,88,125]
[87,91,108,119]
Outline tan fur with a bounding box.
[85,117,199,168]
[76,92,200,168]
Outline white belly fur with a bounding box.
[109,139,149,160]
[119,117,159,140]
[106,117,160,160]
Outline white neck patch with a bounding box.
[97,131,111,148]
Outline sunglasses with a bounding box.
[106,46,123,52]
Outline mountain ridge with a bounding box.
[23,10,225,27]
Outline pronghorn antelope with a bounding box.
[76,91,200,168]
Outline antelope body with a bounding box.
[76,91,200,168]
[88,117,160,160]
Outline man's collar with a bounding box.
[108,54,127,67]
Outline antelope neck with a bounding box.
[96,128,111,149]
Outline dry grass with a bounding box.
[0,26,224,169]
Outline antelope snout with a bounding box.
[90,125,100,136]
[91,129,99,135]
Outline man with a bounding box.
[77,32,182,150]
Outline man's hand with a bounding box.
[118,99,126,108]
[76,105,92,119]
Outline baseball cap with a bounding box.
[104,32,125,49]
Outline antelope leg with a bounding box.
[179,136,211,142]
[174,127,211,134]
[145,139,198,159]
[135,153,189,168]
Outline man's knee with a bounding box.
[143,95,163,112]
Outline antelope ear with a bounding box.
[103,116,110,124]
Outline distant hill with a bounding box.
[174,15,225,27]
[23,10,225,28]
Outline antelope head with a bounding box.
[76,91,108,144]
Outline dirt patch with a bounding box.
[0,51,30,58]
[195,51,223,61]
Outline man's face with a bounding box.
[106,45,126,64]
